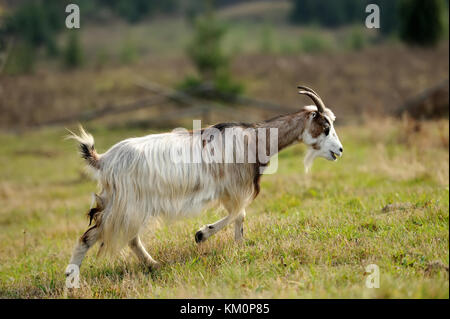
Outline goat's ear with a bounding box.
[325,109,336,122]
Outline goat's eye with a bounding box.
[324,127,330,136]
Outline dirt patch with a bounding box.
[424,261,449,276]
[382,202,414,213]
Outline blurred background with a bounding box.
[0,0,448,130]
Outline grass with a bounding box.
[0,117,448,298]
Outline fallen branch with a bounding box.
[134,77,203,107]
[134,76,297,114]
[15,77,300,132]
[31,95,168,129]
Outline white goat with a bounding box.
[66,86,343,273]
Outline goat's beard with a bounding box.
[304,148,319,173]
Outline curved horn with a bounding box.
[297,85,320,96]
[298,90,326,113]
[297,85,326,113]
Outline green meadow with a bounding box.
[0,118,448,298]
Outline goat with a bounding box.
[66,86,343,273]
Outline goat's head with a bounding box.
[297,86,343,171]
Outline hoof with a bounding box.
[143,260,160,272]
[65,264,79,277]
[195,230,205,243]
[147,262,160,272]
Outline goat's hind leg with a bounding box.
[129,235,160,271]
[66,224,100,276]
[66,194,103,276]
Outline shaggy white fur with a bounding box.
[65,89,343,274]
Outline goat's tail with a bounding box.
[66,125,101,170]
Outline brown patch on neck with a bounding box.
[258,110,309,152]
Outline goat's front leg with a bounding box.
[129,235,160,270]
[195,215,233,243]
